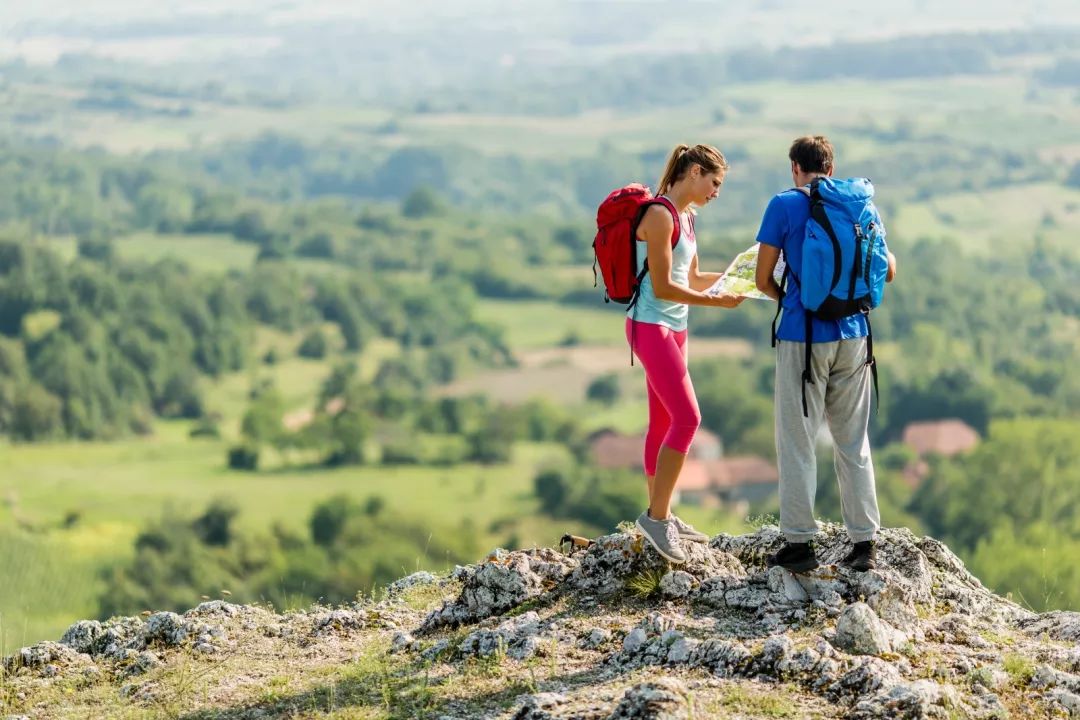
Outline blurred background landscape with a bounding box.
[1,0,1079,654]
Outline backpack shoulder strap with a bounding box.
[642,196,681,248]
[627,197,682,313]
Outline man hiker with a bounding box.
[754,135,897,573]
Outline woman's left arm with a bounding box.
[687,255,724,292]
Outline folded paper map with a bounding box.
[706,243,785,300]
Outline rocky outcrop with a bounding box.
[4,524,1079,719]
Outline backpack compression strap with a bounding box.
[865,311,880,413]
[627,197,682,365]
[802,314,814,417]
[808,178,844,295]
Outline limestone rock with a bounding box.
[687,638,753,677]
[142,612,185,645]
[386,571,438,598]
[766,566,809,602]
[607,678,689,720]
[122,651,161,677]
[1048,689,1080,717]
[420,548,576,632]
[1032,664,1080,694]
[569,533,743,597]
[313,609,368,636]
[827,657,903,702]
[616,613,692,668]
[184,600,242,618]
[849,680,963,719]
[3,642,84,674]
[1017,610,1080,643]
[834,602,894,656]
[59,620,103,654]
[658,571,694,599]
[581,628,612,649]
[390,631,416,654]
[512,692,570,720]
[459,611,544,660]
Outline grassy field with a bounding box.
[0,431,570,652]
[0,422,746,653]
[891,182,1080,254]
[114,232,259,271]
[474,299,627,348]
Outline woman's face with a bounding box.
[691,167,725,206]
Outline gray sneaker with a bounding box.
[670,514,708,543]
[635,511,687,564]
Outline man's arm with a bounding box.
[754,196,786,301]
[886,251,897,282]
[755,243,783,300]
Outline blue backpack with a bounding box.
[800,177,889,319]
[774,177,889,416]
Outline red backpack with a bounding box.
[592,184,680,305]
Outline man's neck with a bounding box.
[797,172,829,187]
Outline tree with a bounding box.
[908,418,1080,552]
[586,373,621,406]
[310,494,360,547]
[467,406,520,464]
[227,445,259,471]
[297,328,328,359]
[192,499,239,547]
[401,186,445,219]
[240,387,286,446]
[534,469,569,514]
[1066,162,1080,190]
[9,384,64,441]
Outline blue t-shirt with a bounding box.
[756,189,869,343]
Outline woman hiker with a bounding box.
[629,143,745,563]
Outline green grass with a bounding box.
[699,682,803,718]
[892,182,1080,253]
[0,433,567,539]
[0,528,111,656]
[114,232,258,272]
[474,300,628,348]
[0,429,579,652]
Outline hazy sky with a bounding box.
[1,1,1078,65]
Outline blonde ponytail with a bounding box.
[656,143,729,196]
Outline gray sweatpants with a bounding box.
[775,339,880,543]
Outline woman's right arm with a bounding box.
[639,205,742,308]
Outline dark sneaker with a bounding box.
[635,511,687,564]
[842,541,876,571]
[765,542,819,573]
[670,514,708,543]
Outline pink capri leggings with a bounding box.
[625,318,702,476]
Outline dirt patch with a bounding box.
[441,340,752,403]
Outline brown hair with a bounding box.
[788,136,834,174]
[656,144,728,196]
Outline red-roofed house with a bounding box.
[589,427,724,470]
[589,429,778,508]
[902,419,980,457]
[676,456,779,507]
[900,419,980,487]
